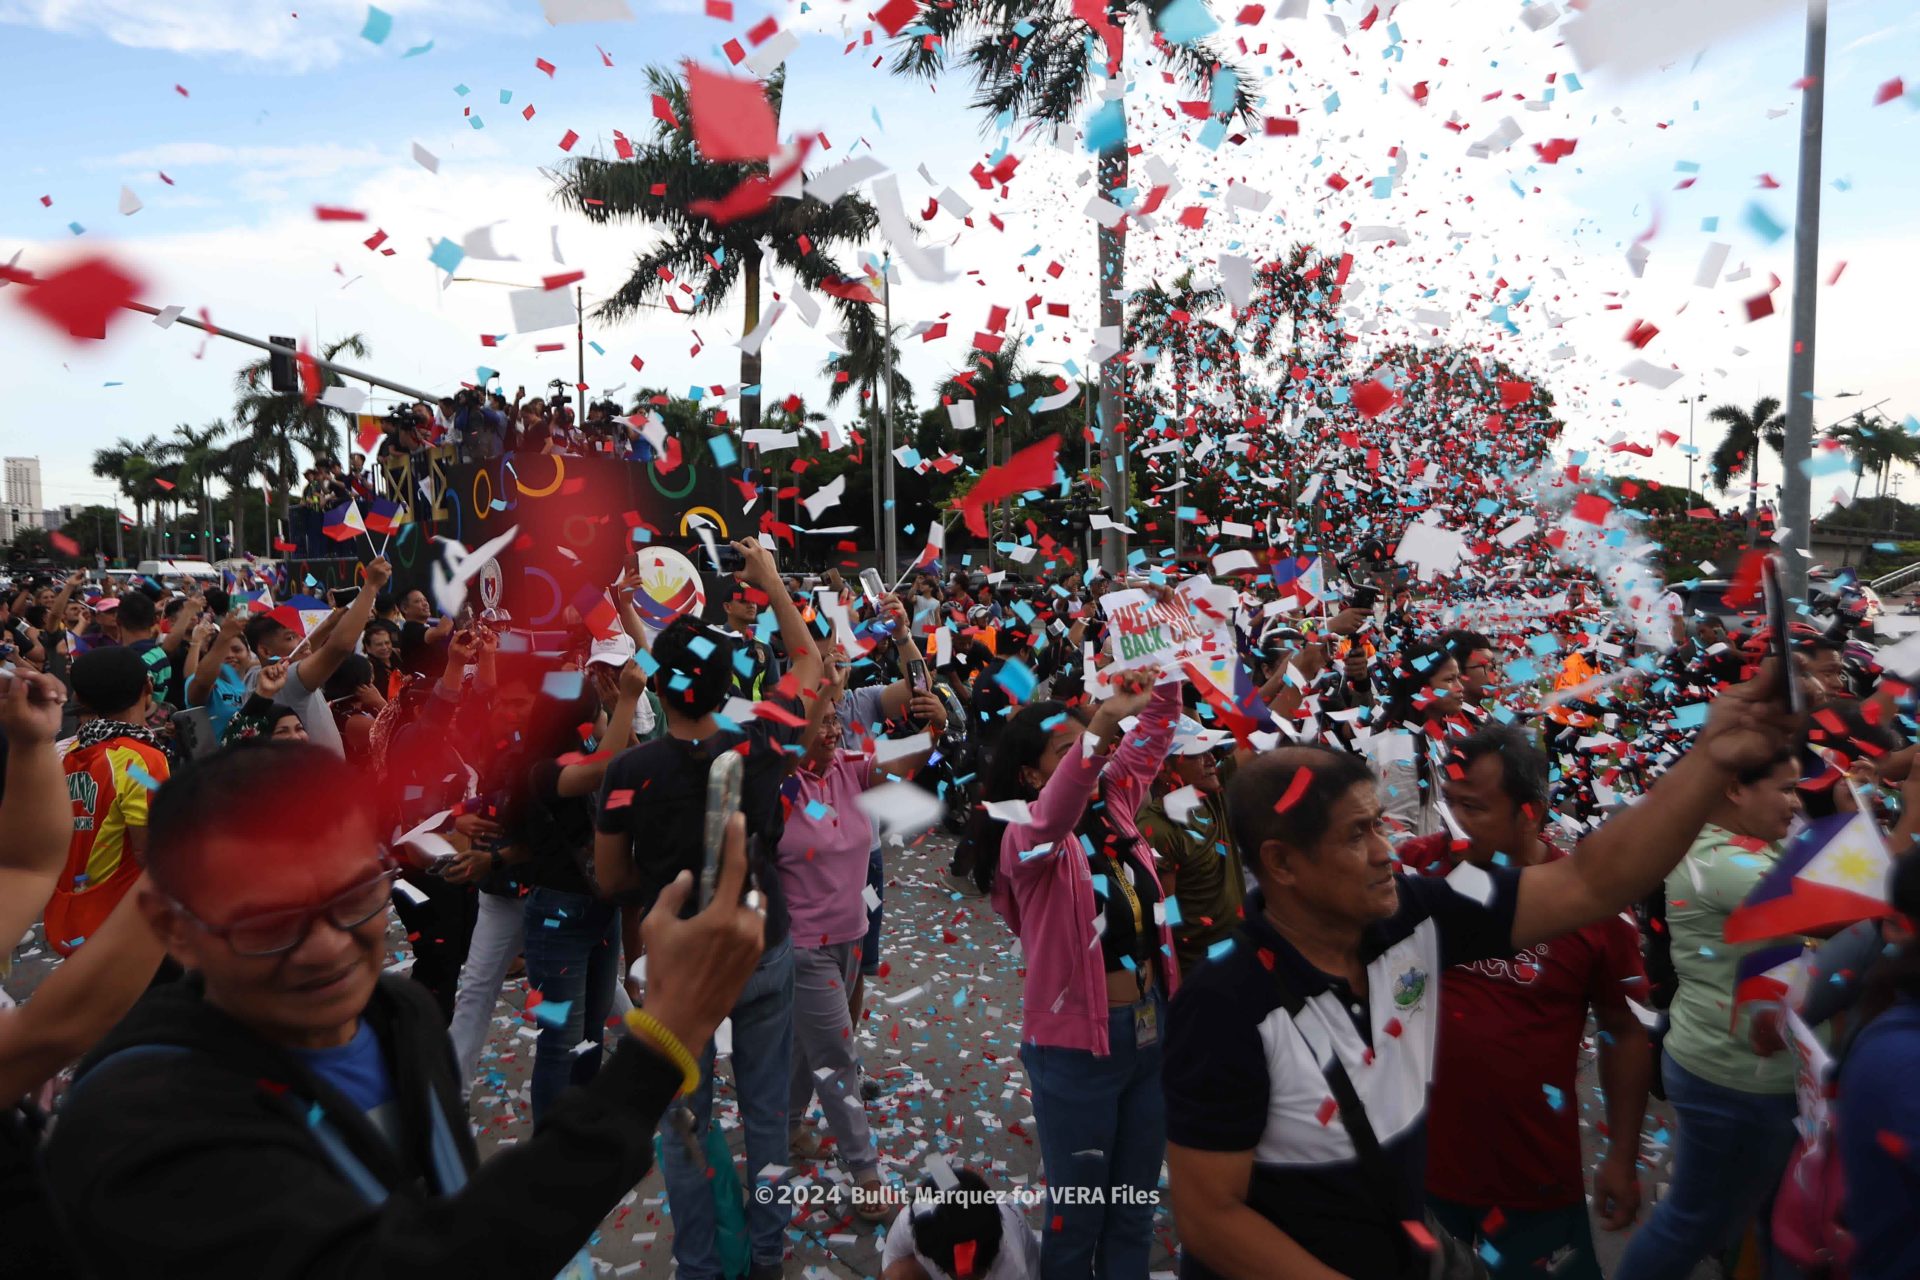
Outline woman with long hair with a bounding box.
[971,666,1181,1278]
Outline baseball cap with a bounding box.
[586,634,637,667]
[1170,717,1231,756]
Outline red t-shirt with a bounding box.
[1401,831,1648,1211]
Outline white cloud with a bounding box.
[0,0,525,71]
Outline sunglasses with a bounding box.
[169,863,400,958]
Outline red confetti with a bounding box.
[1873,77,1905,106]
[705,0,732,15]
[314,206,366,221]
[685,64,775,160]
[11,254,146,341]
[543,270,585,290]
[1532,137,1578,164]
[1273,767,1313,815]
[535,57,556,76]
[48,531,81,557]
[873,0,920,36]
[558,129,579,151]
[1349,379,1394,420]
[1315,1096,1338,1126]
[1571,493,1613,526]
[1745,292,1775,322]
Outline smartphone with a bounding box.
[1761,556,1806,717]
[907,657,930,693]
[705,543,746,574]
[333,585,362,609]
[700,749,744,909]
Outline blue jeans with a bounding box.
[660,937,794,1279]
[1615,1052,1800,1280]
[1021,991,1166,1280]
[521,887,619,1125]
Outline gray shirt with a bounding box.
[244,659,344,757]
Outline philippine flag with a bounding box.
[911,522,946,574]
[322,499,367,543]
[1723,810,1897,944]
[1270,555,1324,608]
[363,496,406,537]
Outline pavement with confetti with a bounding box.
[5,828,1708,1279]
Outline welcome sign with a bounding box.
[1098,578,1238,681]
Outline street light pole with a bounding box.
[880,258,899,578]
[1779,0,1829,599]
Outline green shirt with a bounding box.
[1138,787,1245,979]
[1663,823,1798,1094]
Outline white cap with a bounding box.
[1170,716,1231,756]
[586,634,636,667]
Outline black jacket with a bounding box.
[45,973,679,1279]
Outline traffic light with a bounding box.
[268,336,298,395]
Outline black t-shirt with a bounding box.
[592,695,803,948]
[1163,874,1520,1280]
[399,621,447,680]
[506,757,595,898]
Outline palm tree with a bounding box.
[1240,243,1346,373]
[1127,270,1243,559]
[1825,410,1920,504]
[228,333,369,535]
[935,339,1052,562]
[166,420,227,559]
[1707,396,1786,545]
[552,65,881,441]
[89,441,139,565]
[892,0,1254,572]
[824,307,915,543]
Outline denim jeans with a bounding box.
[660,936,794,1279]
[1021,991,1166,1280]
[1614,1051,1801,1280]
[448,890,526,1089]
[520,887,619,1126]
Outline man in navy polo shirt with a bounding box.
[1162,673,1797,1280]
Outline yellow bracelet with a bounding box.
[624,1008,700,1098]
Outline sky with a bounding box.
[1,0,1916,523]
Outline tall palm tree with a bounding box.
[1127,270,1243,558]
[90,441,141,565]
[892,0,1254,572]
[167,420,227,559]
[935,339,1051,562]
[1239,242,1346,372]
[552,65,881,440]
[1707,396,1786,545]
[228,333,369,534]
[824,308,915,543]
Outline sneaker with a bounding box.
[788,1124,821,1160]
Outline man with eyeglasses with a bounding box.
[1440,629,1499,722]
[43,740,769,1278]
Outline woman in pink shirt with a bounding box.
[976,667,1182,1278]
[778,698,926,1220]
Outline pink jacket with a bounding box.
[993,682,1183,1055]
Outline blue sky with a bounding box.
[3,0,1917,521]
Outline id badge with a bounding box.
[1134,1001,1159,1048]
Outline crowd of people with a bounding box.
[1,520,1917,1280]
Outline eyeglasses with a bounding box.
[170,864,400,958]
